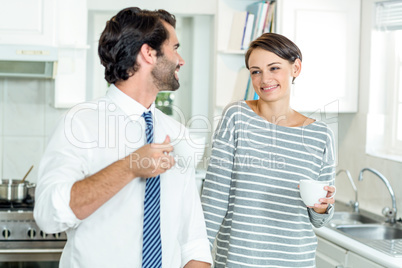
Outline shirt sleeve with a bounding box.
[308,125,336,228]
[33,111,92,233]
[179,167,213,267]
[201,105,237,248]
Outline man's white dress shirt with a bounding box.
[34,85,212,268]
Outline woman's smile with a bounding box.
[261,84,279,93]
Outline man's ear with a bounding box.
[138,43,157,65]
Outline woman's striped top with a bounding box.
[201,101,336,268]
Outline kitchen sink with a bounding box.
[328,212,379,227]
[321,204,402,257]
[336,224,402,240]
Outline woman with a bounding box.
[201,33,336,267]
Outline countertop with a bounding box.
[313,203,402,268]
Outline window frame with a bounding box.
[389,42,402,152]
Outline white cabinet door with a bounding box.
[54,0,88,108]
[346,251,386,268]
[277,0,360,113]
[316,236,347,267]
[54,48,87,108]
[57,0,87,46]
[0,0,56,46]
[316,251,344,268]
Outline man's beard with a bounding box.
[151,55,180,92]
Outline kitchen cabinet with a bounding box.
[0,0,87,48]
[316,237,347,267]
[276,0,360,113]
[0,0,88,108]
[316,235,386,268]
[347,251,386,268]
[54,0,88,108]
[0,0,57,46]
[54,47,87,108]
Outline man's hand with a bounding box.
[70,136,175,220]
[128,135,175,178]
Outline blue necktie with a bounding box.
[141,111,162,268]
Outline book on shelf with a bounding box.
[246,1,277,41]
[253,91,259,100]
[246,1,263,42]
[247,1,268,40]
[260,2,271,36]
[227,11,247,50]
[231,67,259,103]
[263,1,276,33]
[231,67,250,102]
[270,4,276,33]
[242,13,255,50]
[244,75,259,101]
[228,11,255,51]
[245,78,259,101]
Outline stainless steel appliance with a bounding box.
[0,196,66,267]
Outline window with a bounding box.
[367,0,402,161]
[155,92,175,115]
[390,32,402,151]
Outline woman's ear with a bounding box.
[292,58,302,78]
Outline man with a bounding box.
[34,7,212,268]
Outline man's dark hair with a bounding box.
[98,7,176,84]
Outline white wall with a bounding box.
[0,78,67,182]
[335,0,402,219]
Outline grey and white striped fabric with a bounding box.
[201,101,336,268]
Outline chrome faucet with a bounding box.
[358,168,397,224]
[336,169,359,213]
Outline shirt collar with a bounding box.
[106,84,155,121]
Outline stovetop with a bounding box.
[0,195,34,211]
[0,195,67,242]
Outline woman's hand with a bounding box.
[312,185,336,214]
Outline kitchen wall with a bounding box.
[0,78,67,182]
[335,0,402,219]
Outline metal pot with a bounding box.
[0,179,36,202]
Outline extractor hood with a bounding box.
[0,45,58,79]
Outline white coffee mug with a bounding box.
[299,180,336,207]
